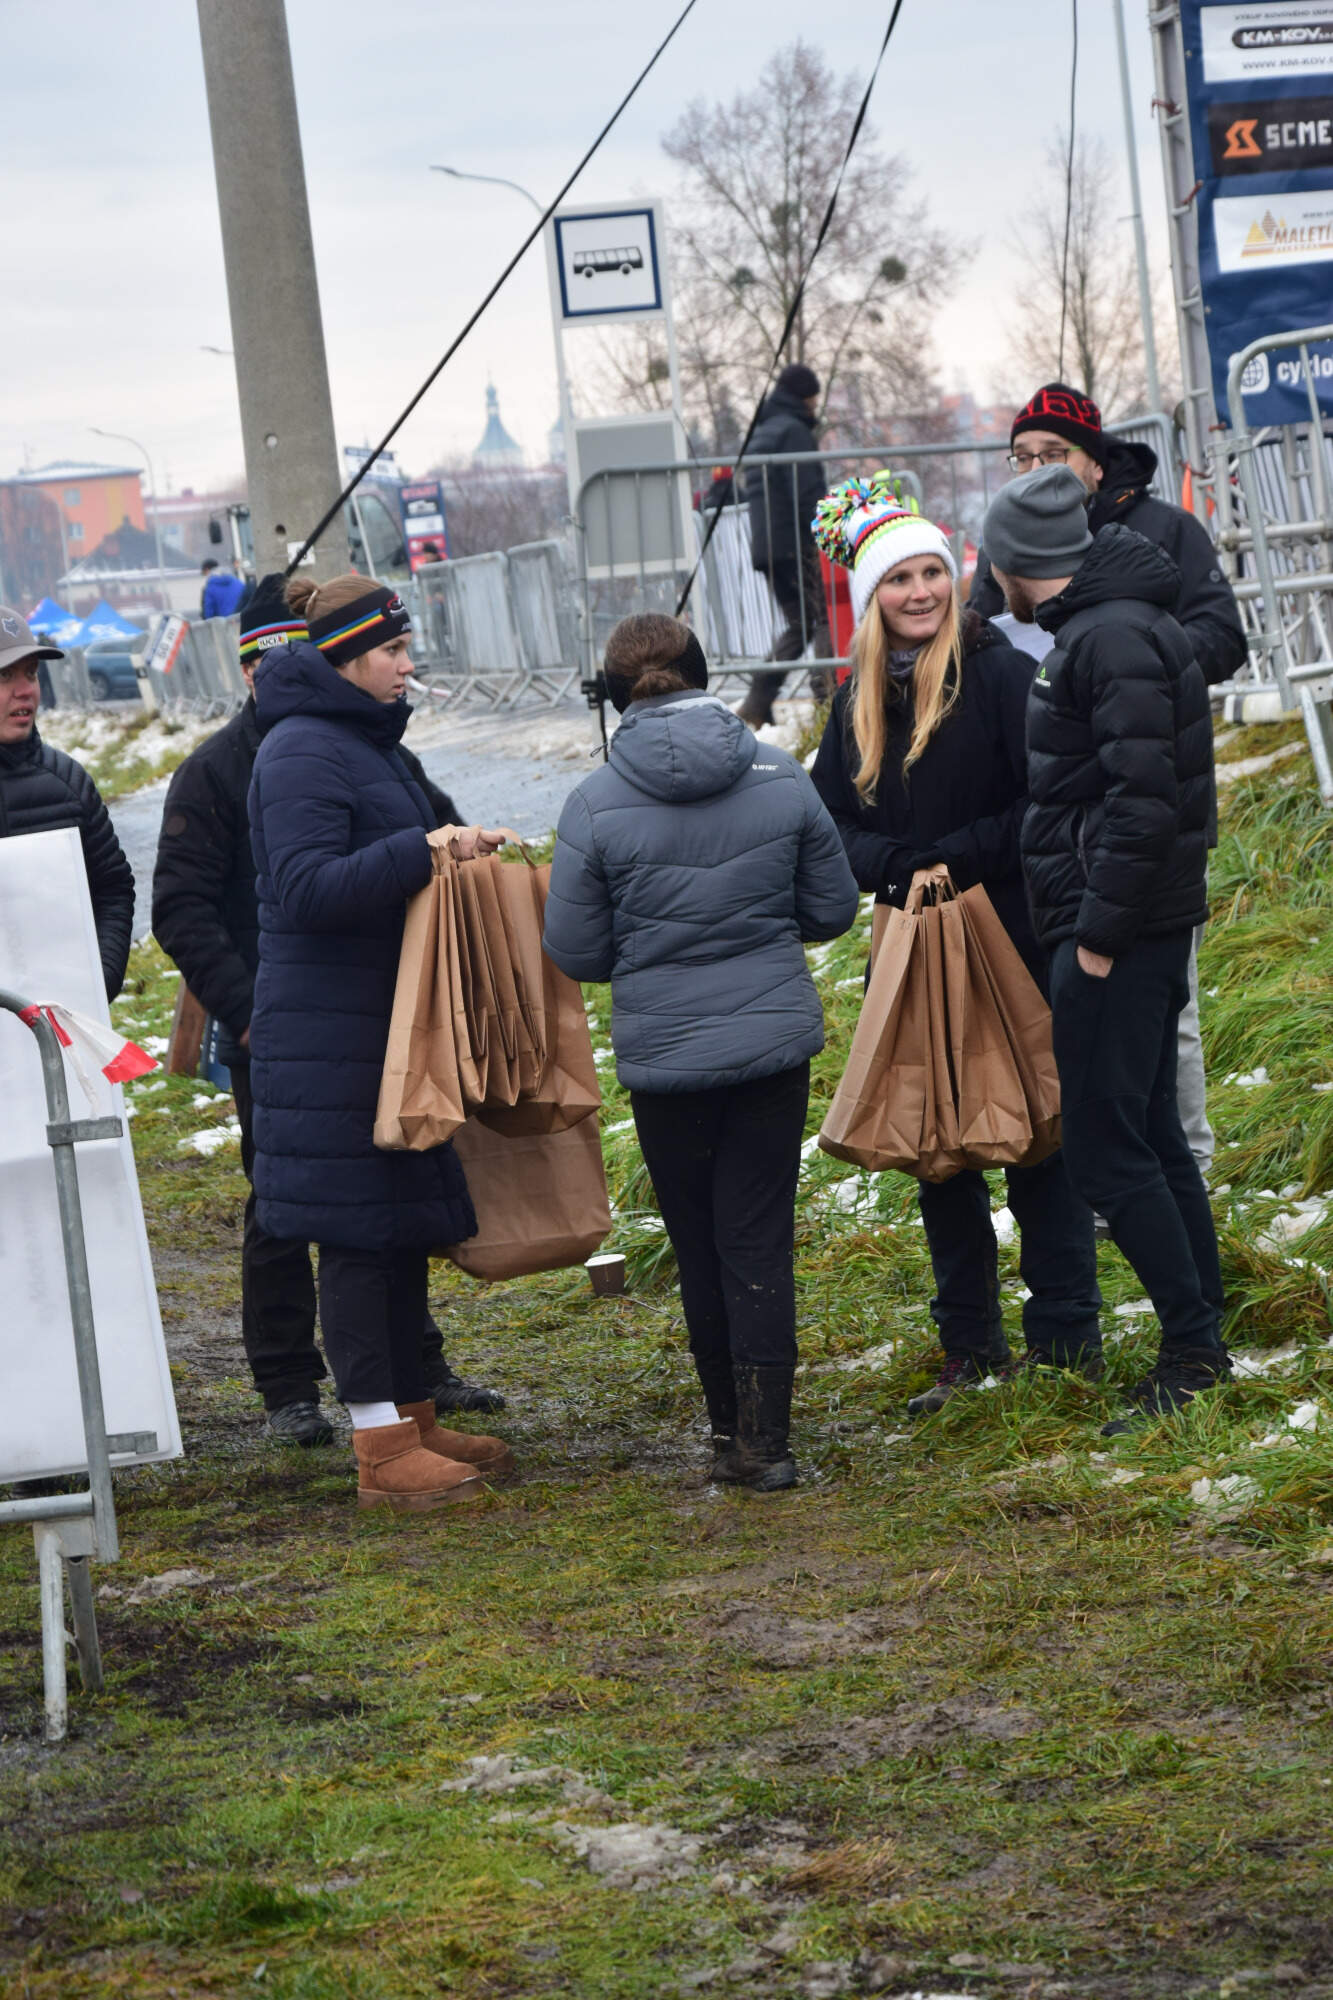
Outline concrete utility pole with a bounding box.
[196,0,349,580]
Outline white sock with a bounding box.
[347,1400,402,1430]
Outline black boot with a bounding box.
[712,1364,797,1492]
[421,1352,507,1415]
[693,1355,738,1480]
[1018,1335,1105,1381]
[1101,1343,1230,1435]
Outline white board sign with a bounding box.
[0,828,181,1481]
[1202,2,1333,82]
[550,203,665,325]
[1213,185,1333,271]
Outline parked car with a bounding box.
[85,633,147,702]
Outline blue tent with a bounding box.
[70,599,143,647]
[26,597,84,646]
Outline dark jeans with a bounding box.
[1049,930,1224,1352]
[232,1059,447,1409]
[917,1148,1101,1360]
[316,1244,430,1406]
[746,545,831,714]
[630,1063,809,1372]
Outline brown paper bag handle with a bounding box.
[427,825,533,870]
[904,864,955,913]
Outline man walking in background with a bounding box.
[201,557,247,620]
[983,468,1229,1429]
[0,607,134,998]
[153,577,505,1447]
[973,382,1248,1181]
[738,362,832,728]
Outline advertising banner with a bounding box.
[1183,0,1333,424]
[400,479,448,572]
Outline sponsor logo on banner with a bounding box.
[1213,187,1333,270]
[1202,2,1333,81]
[1208,98,1333,174]
[1240,351,1271,395]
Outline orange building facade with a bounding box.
[11,461,146,559]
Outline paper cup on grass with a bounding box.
[586,1252,626,1297]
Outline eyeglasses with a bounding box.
[1007,445,1072,472]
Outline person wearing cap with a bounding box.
[153,576,508,1453]
[737,361,833,729]
[247,572,517,1512]
[809,475,1102,1415]
[0,606,134,997]
[975,384,1245,1186]
[543,614,858,1490]
[983,466,1229,1430]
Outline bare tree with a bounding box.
[578,40,958,453]
[427,461,567,559]
[1004,133,1178,417]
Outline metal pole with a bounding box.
[196,0,349,579]
[1112,0,1162,412]
[91,428,171,613]
[1148,1,1216,515]
[36,1525,68,1744]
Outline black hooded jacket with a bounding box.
[745,389,826,569]
[1022,524,1214,957]
[152,695,461,1047]
[0,730,134,998]
[810,612,1042,971]
[971,437,1247,686]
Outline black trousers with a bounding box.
[630,1062,809,1371]
[316,1245,430,1406]
[747,545,832,711]
[1049,929,1224,1352]
[917,1148,1101,1360]
[232,1059,447,1409]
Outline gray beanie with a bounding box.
[982,465,1092,580]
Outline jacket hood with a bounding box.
[1038,523,1181,629]
[253,640,411,745]
[1095,437,1157,513]
[608,690,757,803]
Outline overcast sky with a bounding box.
[0,0,1167,497]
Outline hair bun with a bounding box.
[284,577,319,616]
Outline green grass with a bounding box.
[41,708,213,801]
[2,724,1333,1999]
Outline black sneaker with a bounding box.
[907,1352,988,1417]
[1101,1345,1231,1436]
[267,1400,335,1448]
[422,1355,506,1415]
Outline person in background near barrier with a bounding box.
[544,614,858,1489]
[737,362,833,730]
[984,468,1230,1430]
[971,384,1248,1180]
[808,476,1102,1415]
[153,578,507,1450]
[248,572,516,1511]
[0,607,134,998]
[201,558,247,620]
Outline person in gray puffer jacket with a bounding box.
[544,614,858,1491]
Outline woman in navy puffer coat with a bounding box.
[248,573,512,1512]
[543,614,858,1492]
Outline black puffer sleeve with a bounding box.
[73,765,134,999]
[152,750,254,1038]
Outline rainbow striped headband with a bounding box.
[308,587,411,668]
[239,615,308,666]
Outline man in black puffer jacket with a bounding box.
[152,577,504,1448]
[0,607,133,997]
[983,468,1229,1429]
[738,362,831,727]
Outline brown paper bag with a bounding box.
[443,1114,612,1280]
[165,980,208,1076]
[374,834,472,1150]
[955,887,1061,1167]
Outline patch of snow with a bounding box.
[1256,1195,1330,1248]
[828,1340,900,1373]
[190,1090,231,1111]
[179,1121,241,1156]
[602,1118,633,1135]
[140,1035,168,1056]
[1215,739,1307,783]
[991,1206,1016,1245]
[131,1077,166,1094]
[550,1818,702,1890]
[1113,1299,1154,1317]
[1190,1473,1261,1515]
[592,1047,613,1068]
[1105,1467,1144,1485]
[1314,1082,1333,1094]
[1223,1066,1269,1089]
[800,1133,824,1160]
[1231,1343,1303,1378]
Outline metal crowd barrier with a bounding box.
[1214,325,1333,800]
[413,541,580,709]
[574,417,1179,694]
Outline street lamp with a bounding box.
[90,425,172,614]
[429,164,543,215]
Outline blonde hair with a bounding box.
[848,588,963,801]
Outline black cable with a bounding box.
[673,0,908,621]
[1057,0,1079,379]
[284,0,701,576]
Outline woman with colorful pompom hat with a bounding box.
[809,473,1102,1417]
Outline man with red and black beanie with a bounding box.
[972,382,1245,688]
[153,575,505,1447]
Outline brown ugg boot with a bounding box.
[396,1401,516,1485]
[353,1419,483,1511]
